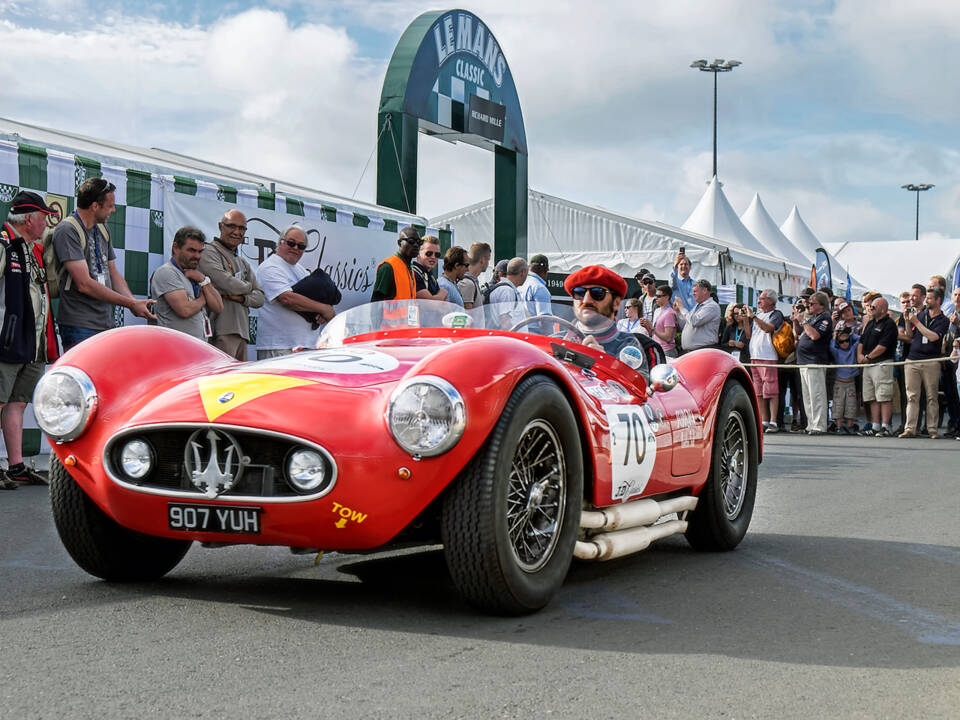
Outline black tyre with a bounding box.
[442,375,583,615]
[49,456,191,581]
[685,381,758,551]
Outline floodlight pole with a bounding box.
[690,58,741,179]
[901,183,934,241]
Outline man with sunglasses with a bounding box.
[563,265,641,359]
[412,235,448,302]
[198,210,265,360]
[52,177,156,349]
[0,192,57,488]
[255,225,335,359]
[371,226,421,303]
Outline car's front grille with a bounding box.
[104,424,337,501]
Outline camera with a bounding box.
[794,299,806,311]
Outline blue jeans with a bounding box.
[59,324,102,351]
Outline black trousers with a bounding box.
[777,367,806,428]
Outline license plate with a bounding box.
[168,503,262,534]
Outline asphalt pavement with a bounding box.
[1,432,958,719]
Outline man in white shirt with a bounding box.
[745,289,785,432]
[255,225,336,359]
[489,257,527,330]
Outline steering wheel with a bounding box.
[509,314,585,341]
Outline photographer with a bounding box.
[747,290,785,433]
[900,286,949,438]
[721,303,751,364]
[792,291,833,435]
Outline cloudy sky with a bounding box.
[2,0,959,290]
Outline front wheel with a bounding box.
[442,375,583,615]
[685,381,758,551]
[50,456,191,581]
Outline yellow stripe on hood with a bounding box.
[198,373,316,421]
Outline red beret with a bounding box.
[564,265,627,299]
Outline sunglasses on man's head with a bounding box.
[642,278,654,284]
[422,250,440,258]
[572,286,611,302]
[283,238,307,250]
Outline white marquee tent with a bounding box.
[780,205,868,298]
[740,193,811,269]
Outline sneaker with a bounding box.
[807,429,826,436]
[877,427,892,438]
[6,464,47,486]
[765,423,779,434]
[898,430,916,438]
[0,471,17,490]
[928,432,939,440]
[790,424,802,433]
[859,427,876,436]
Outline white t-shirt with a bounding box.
[749,309,784,361]
[255,253,319,350]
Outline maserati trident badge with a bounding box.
[184,429,245,498]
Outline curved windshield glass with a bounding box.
[318,299,626,347]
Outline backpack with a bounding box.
[42,215,109,298]
[482,279,517,305]
[772,316,795,359]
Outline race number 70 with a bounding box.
[616,411,647,466]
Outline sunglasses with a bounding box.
[572,286,611,302]
[422,250,440,258]
[655,294,667,299]
[641,278,654,284]
[283,238,307,250]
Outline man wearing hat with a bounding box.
[371,226,421,302]
[564,265,641,358]
[0,192,57,488]
[521,254,552,328]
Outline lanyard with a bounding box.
[734,328,743,343]
[170,257,199,298]
[75,212,103,274]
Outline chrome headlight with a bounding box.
[32,367,98,442]
[286,448,328,493]
[120,439,153,479]
[388,376,465,457]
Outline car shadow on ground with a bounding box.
[120,531,960,670]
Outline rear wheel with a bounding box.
[685,381,758,551]
[442,375,583,615]
[50,456,191,581]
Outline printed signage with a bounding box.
[467,94,505,142]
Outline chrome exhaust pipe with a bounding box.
[580,495,698,531]
[574,519,688,561]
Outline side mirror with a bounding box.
[648,364,680,393]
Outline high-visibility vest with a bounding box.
[381,254,416,300]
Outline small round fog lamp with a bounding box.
[287,449,327,492]
[120,439,153,479]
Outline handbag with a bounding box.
[772,319,795,359]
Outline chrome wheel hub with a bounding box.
[720,410,748,520]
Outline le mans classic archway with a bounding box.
[376,9,528,260]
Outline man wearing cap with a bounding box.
[52,177,155,349]
[0,192,57,488]
[521,254,552,328]
[674,279,721,353]
[198,209,265,361]
[371,226,421,302]
[564,265,641,359]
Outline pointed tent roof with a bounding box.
[682,176,771,256]
[781,205,866,296]
[740,194,810,267]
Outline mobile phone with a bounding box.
[679,247,686,254]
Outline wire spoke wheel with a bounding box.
[506,419,566,572]
[720,410,748,520]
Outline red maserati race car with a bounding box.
[35,300,761,614]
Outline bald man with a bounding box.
[857,297,898,436]
[199,209,265,360]
[488,257,528,329]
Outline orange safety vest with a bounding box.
[379,254,417,327]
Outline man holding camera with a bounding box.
[792,291,833,435]
[670,249,695,312]
[900,286,949,438]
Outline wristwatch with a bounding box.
[199,276,211,288]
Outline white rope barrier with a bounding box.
[737,356,953,370]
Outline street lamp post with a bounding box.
[900,183,934,241]
[690,58,741,179]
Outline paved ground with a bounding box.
[1,433,958,719]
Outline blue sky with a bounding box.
[2,0,958,290]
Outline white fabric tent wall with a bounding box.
[431,190,800,294]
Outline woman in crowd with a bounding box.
[640,284,678,358]
[721,303,751,365]
[617,297,645,335]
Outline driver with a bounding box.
[564,266,642,358]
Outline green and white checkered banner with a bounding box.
[0,138,451,462]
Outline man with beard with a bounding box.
[150,226,223,341]
[371,226,420,302]
[563,265,641,358]
[198,210,264,360]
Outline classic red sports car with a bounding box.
[35,300,761,614]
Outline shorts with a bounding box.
[0,360,45,404]
[862,363,894,403]
[750,360,779,399]
[832,379,859,420]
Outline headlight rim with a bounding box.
[33,366,99,442]
[387,375,466,457]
